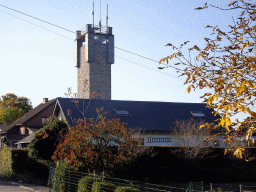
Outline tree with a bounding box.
[51,107,151,175]
[0,107,24,125]
[28,116,68,166]
[0,93,32,113]
[159,0,256,160]
[0,93,33,125]
[170,118,213,159]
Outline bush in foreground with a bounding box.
[91,181,116,192]
[114,186,141,192]
[78,176,100,192]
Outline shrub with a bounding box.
[77,176,100,192]
[91,181,116,192]
[213,188,222,192]
[53,161,74,192]
[0,146,12,179]
[114,186,141,192]
[28,117,68,163]
[11,149,28,174]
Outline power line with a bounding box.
[0,4,178,70]
[0,9,73,40]
[0,4,75,33]
[115,56,184,81]
[0,5,183,81]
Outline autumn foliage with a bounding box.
[52,107,146,175]
[159,1,256,159]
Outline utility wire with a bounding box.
[0,9,73,40]
[0,4,75,33]
[0,4,178,70]
[1,6,214,96]
[0,6,184,84]
[115,56,184,81]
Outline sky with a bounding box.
[0,0,247,121]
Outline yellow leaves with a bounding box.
[159,57,169,64]
[212,95,218,102]
[206,95,218,105]
[244,84,248,94]
[241,44,248,52]
[248,56,256,62]
[170,53,178,59]
[246,80,254,88]
[194,2,208,10]
[236,80,246,97]
[199,80,203,87]
[237,79,256,92]
[228,1,237,7]
[246,126,256,142]
[225,67,232,74]
[234,147,244,159]
[225,117,231,131]
[212,25,218,31]
[159,52,180,64]
[224,149,228,155]
[239,105,248,113]
[184,72,191,84]
[232,56,237,66]
[247,109,256,119]
[196,54,200,61]
[185,84,194,93]
[199,124,205,129]
[218,115,231,132]
[219,117,225,128]
[159,58,165,64]
[199,123,211,129]
[206,96,214,105]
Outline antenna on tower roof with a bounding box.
[92,0,94,29]
[106,4,108,30]
[99,0,102,33]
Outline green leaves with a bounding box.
[0,107,24,125]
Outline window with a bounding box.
[114,109,130,116]
[42,117,50,126]
[190,111,206,117]
[147,138,172,143]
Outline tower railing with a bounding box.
[80,24,108,36]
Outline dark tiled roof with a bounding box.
[27,128,40,133]
[16,132,37,144]
[0,125,8,134]
[2,98,56,134]
[56,97,223,132]
[5,134,29,142]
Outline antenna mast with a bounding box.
[106,4,108,30]
[99,0,102,33]
[92,0,94,29]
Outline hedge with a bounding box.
[114,186,141,192]
[77,176,100,192]
[91,181,116,192]
[53,161,74,192]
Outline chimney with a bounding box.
[43,98,48,103]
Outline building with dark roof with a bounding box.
[0,98,56,148]
[1,96,229,148]
[53,97,228,147]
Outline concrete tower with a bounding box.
[74,24,114,99]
